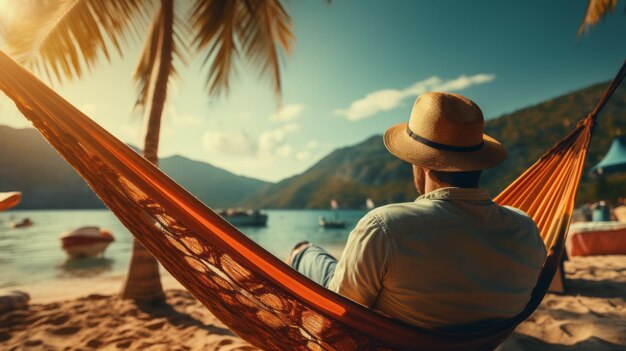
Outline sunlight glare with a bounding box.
[0,0,18,24]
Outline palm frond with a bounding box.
[579,0,618,34]
[4,0,153,82]
[190,0,239,97]
[237,0,294,104]
[190,0,294,101]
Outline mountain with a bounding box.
[244,81,626,208]
[482,81,626,204]
[0,126,269,209]
[242,136,416,209]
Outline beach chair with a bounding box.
[0,50,624,350]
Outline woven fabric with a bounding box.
[0,51,614,351]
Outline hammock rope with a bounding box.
[0,50,623,350]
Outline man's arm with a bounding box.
[327,214,390,308]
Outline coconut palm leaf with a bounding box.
[579,0,619,34]
[238,0,294,103]
[190,0,294,99]
[190,0,240,96]
[4,0,153,82]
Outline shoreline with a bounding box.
[1,256,625,350]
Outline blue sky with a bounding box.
[1,0,625,182]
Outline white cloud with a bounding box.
[296,150,311,161]
[168,106,202,125]
[276,145,292,157]
[202,123,299,159]
[202,130,256,156]
[306,140,319,149]
[258,123,299,157]
[334,73,495,121]
[431,74,495,91]
[270,103,307,121]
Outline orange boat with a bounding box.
[60,226,115,259]
[566,221,626,257]
[0,192,21,211]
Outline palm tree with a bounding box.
[2,0,293,302]
[579,0,621,33]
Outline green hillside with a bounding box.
[483,81,626,204]
[243,135,417,209]
[0,126,270,209]
[244,81,626,208]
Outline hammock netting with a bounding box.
[0,51,624,350]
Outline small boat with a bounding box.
[218,208,268,227]
[11,218,33,228]
[0,191,21,212]
[319,216,346,228]
[366,198,375,210]
[60,226,115,259]
[320,199,346,228]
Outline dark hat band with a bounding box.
[406,126,484,152]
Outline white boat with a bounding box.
[320,199,346,228]
[366,198,375,209]
[60,226,115,259]
[218,208,268,227]
[319,216,346,228]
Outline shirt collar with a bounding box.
[416,187,490,202]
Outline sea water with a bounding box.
[0,209,366,288]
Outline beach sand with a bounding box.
[1,255,625,351]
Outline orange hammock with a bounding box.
[0,192,21,211]
[0,50,624,350]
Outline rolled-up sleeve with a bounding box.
[327,214,390,308]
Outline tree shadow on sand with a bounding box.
[498,334,624,351]
[563,278,626,298]
[134,292,236,337]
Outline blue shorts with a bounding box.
[290,244,338,288]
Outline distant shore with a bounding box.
[1,256,625,350]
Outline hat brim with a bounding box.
[383,122,507,171]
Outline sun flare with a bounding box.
[0,0,18,24]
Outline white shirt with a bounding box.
[327,187,546,329]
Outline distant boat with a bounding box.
[217,208,268,227]
[320,199,346,228]
[60,226,115,259]
[366,198,375,209]
[319,216,346,228]
[10,218,33,228]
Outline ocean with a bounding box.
[0,209,366,288]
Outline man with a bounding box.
[288,92,546,329]
[613,198,626,222]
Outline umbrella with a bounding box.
[591,137,626,174]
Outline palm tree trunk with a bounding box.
[121,0,174,301]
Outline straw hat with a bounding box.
[383,92,506,171]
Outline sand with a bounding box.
[1,255,625,351]
[500,255,626,351]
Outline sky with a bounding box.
[0,0,625,182]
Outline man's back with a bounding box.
[328,187,546,328]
